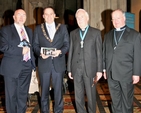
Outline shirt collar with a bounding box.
[46,22,55,27]
[115,25,126,31]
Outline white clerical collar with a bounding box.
[81,25,89,31]
[81,28,85,31]
[115,25,126,31]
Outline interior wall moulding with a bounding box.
[29,0,42,8]
[28,0,55,8]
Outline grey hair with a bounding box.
[111,9,125,17]
[75,8,89,19]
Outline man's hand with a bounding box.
[22,47,30,55]
[92,72,102,87]
[96,72,103,81]
[40,53,50,59]
[103,72,107,79]
[53,50,62,57]
[68,72,73,79]
[132,75,140,84]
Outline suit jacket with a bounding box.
[67,26,102,78]
[0,24,35,78]
[103,26,141,82]
[33,23,69,73]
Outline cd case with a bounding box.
[18,39,31,47]
[41,47,56,56]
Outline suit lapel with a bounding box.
[11,24,21,43]
[43,23,50,38]
[52,23,60,43]
[25,26,33,44]
[119,27,130,42]
[83,26,90,41]
[51,23,58,46]
[76,29,81,43]
[107,30,114,68]
[114,27,130,49]
[46,23,61,45]
[107,29,114,49]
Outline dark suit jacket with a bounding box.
[67,26,102,78]
[103,26,141,82]
[0,24,35,78]
[33,23,69,73]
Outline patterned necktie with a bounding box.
[21,28,27,40]
[21,28,30,62]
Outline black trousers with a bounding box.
[107,74,134,113]
[39,63,64,113]
[73,56,96,113]
[4,60,32,113]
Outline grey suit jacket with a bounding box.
[103,26,141,82]
[67,26,102,78]
[33,23,69,73]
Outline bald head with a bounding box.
[13,9,26,26]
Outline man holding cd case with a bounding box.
[33,6,69,113]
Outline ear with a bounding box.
[54,14,56,18]
[123,16,126,22]
[13,15,15,20]
[43,14,44,19]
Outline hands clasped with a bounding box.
[41,50,62,59]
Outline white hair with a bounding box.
[75,8,89,19]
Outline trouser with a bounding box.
[4,61,32,113]
[39,63,64,113]
[108,75,134,113]
[74,67,96,113]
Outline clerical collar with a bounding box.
[115,25,126,31]
[80,25,89,31]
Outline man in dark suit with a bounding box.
[33,7,69,113]
[103,9,141,113]
[67,9,102,113]
[0,9,35,113]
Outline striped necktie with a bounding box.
[21,28,30,62]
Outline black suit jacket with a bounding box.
[0,24,35,78]
[67,26,102,78]
[33,23,69,73]
[103,26,141,82]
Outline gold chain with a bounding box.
[41,23,61,42]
